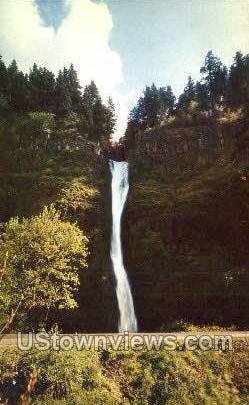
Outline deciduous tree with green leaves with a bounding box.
[0,206,88,333]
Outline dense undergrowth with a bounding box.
[0,344,249,404]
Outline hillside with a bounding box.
[0,51,249,334]
[0,112,117,333]
[124,120,249,330]
[1,342,249,404]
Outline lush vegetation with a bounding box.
[0,47,249,404]
[0,50,249,334]
[0,55,118,333]
[0,56,116,141]
[0,207,88,334]
[0,343,249,404]
[124,50,249,331]
[129,50,249,127]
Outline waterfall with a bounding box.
[109,160,138,332]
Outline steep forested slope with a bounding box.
[0,115,118,332]
[1,50,249,332]
[124,121,249,330]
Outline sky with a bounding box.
[0,0,249,139]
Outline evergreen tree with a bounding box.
[177,76,196,109]
[82,80,101,106]
[102,97,116,137]
[228,51,249,111]
[80,81,113,141]
[0,56,9,112]
[67,64,82,111]
[200,50,227,111]
[129,96,146,124]
[159,85,176,115]
[129,84,175,126]
[143,84,162,125]
[54,69,72,116]
[81,81,99,138]
[195,81,209,111]
[7,60,29,112]
[93,98,107,140]
[29,64,56,111]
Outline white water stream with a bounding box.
[109,160,138,332]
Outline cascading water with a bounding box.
[109,160,138,332]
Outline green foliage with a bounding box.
[0,112,55,158]
[1,346,248,404]
[80,81,116,141]
[0,206,88,332]
[7,60,30,113]
[16,112,55,149]
[129,83,175,126]
[124,130,249,329]
[200,50,228,111]
[160,321,236,333]
[195,80,209,111]
[29,63,56,112]
[0,55,115,141]
[0,348,121,404]
[228,52,249,111]
[56,177,100,220]
[130,49,249,130]
[0,56,10,113]
[28,349,119,401]
[54,65,82,116]
[26,111,55,131]
[0,106,111,332]
[177,76,196,110]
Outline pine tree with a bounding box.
[159,85,176,115]
[81,81,99,137]
[144,84,162,125]
[8,60,29,112]
[80,82,115,141]
[129,96,146,124]
[80,81,104,141]
[103,97,116,137]
[177,76,196,109]
[228,52,249,111]
[29,64,55,111]
[195,81,209,111]
[54,69,72,116]
[0,56,9,112]
[67,64,82,111]
[200,50,227,112]
[129,84,175,126]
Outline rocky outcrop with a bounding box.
[126,120,249,167]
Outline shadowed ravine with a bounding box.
[109,160,138,332]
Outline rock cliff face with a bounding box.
[122,121,249,331]
[126,120,249,167]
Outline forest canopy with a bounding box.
[129,50,249,127]
[0,57,116,142]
